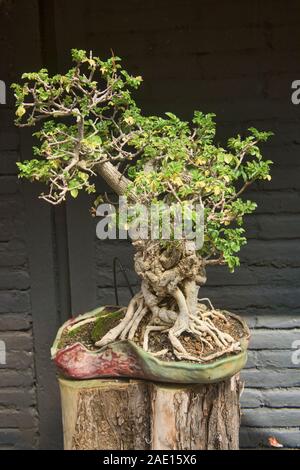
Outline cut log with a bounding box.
[150,377,241,450]
[59,378,150,450]
[59,375,242,450]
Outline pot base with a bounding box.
[52,306,250,384]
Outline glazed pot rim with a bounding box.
[51,305,250,371]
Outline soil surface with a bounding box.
[58,306,247,363]
[59,321,98,351]
[132,310,246,362]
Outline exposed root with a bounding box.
[143,325,167,352]
[168,287,199,361]
[120,300,144,340]
[197,299,229,324]
[95,293,142,347]
[151,349,169,357]
[168,310,241,362]
[94,240,244,362]
[95,289,242,363]
[141,281,176,324]
[127,307,148,340]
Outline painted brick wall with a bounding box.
[0,100,38,448]
[0,107,38,449]
[0,0,40,449]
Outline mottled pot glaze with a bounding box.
[51,306,250,384]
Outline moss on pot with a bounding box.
[91,310,124,343]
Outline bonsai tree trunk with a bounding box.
[94,239,241,362]
[59,375,242,450]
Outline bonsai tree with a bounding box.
[12,50,272,363]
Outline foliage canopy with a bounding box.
[12,49,273,271]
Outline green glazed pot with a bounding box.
[51,306,250,384]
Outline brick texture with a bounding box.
[0,0,38,450]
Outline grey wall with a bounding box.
[0,0,299,449]
[0,0,40,449]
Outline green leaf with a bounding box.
[70,189,79,198]
[16,105,26,118]
[224,154,233,164]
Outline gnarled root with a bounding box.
[95,293,145,347]
[95,238,241,361]
[95,289,241,363]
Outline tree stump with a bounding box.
[59,375,242,450]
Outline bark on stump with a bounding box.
[59,375,242,450]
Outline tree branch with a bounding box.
[94,160,134,198]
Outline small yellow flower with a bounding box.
[213,186,222,195]
[124,116,135,125]
[172,176,183,187]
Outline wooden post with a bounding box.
[59,376,242,450]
